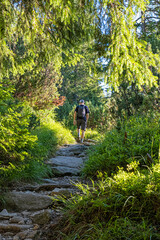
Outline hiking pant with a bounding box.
[77,119,87,131]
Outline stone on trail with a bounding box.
[9,216,25,224]
[47,155,84,176]
[56,144,88,156]
[4,191,53,211]
[0,224,33,233]
[34,180,72,192]
[50,187,76,197]
[13,229,38,240]
[0,209,17,220]
[30,209,51,225]
[51,165,81,176]
[47,156,84,168]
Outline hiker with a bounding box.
[73,99,89,143]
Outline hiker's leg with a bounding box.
[81,130,85,142]
[81,120,87,143]
[76,120,81,140]
[77,128,80,139]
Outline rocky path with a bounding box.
[0,143,91,240]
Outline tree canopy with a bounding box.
[0,0,159,93]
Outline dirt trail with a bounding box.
[0,143,92,240]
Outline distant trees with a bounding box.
[60,45,104,104]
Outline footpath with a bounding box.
[0,142,93,240]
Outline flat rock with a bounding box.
[0,209,17,220]
[15,229,37,239]
[0,224,33,233]
[47,156,83,168]
[50,187,76,197]
[83,142,95,146]
[28,177,81,192]
[3,232,14,236]
[78,153,86,157]
[4,191,53,211]
[35,178,74,192]
[9,216,24,224]
[56,144,88,156]
[10,183,39,192]
[25,230,38,239]
[51,166,81,176]
[30,209,51,225]
[13,230,28,239]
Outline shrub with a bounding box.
[0,86,37,163]
[0,92,75,187]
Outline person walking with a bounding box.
[73,99,89,143]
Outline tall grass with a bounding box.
[32,116,75,159]
[83,113,160,177]
[52,161,160,239]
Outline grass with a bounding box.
[82,114,160,177]
[0,160,51,186]
[32,120,75,159]
[50,161,160,239]
[0,115,76,188]
[46,113,160,239]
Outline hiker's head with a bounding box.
[79,99,84,105]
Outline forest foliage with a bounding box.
[0,0,160,238]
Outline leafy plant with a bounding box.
[83,113,160,176]
[0,93,75,187]
[0,86,37,163]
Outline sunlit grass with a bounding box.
[72,128,103,141]
[52,162,160,239]
[32,117,76,159]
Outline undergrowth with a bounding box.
[32,116,75,159]
[83,113,160,176]
[0,108,75,187]
[51,161,160,239]
[46,113,160,240]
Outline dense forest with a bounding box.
[0,0,160,239]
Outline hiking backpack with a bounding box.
[77,105,86,118]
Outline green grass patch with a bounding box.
[83,114,160,177]
[51,161,160,239]
[32,118,75,158]
[0,160,51,186]
[0,113,75,187]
